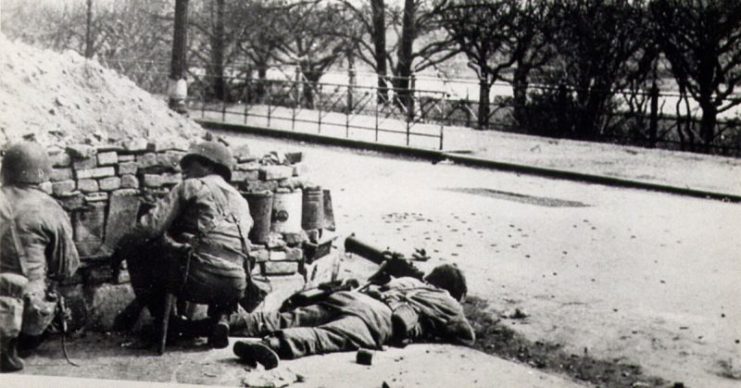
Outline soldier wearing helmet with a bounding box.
[228,261,474,370]
[0,142,80,373]
[113,140,253,349]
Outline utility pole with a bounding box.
[169,0,189,113]
[84,0,94,58]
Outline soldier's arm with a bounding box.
[136,180,188,238]
[46,207,80,280]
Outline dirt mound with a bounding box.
[0,34,203,148]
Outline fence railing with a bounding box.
[105,61,741,156]
[186,75,448,150]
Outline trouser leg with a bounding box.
[0,335,23,373]
[229,303,335,337]
[273,315,378,359]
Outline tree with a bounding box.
[439,0,520,129]
[270,0,350,109]
[341,0,458,111]
[651,0,741,146]
[548,0,648,139]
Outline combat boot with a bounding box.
[208,315,230,349]
[0,336,24,373]
[233,338,279,370]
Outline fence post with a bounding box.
[649,81,659,148]
[317,84,322,134]
[406,74,415,146]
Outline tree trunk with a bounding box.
[699,99,717,147]
[371,0,388,104]
[209,0,226,101]
[477,78,491,130]
[169,0,189,113]
[84,0,94,59]
[512,65,529,128]
[254,65,267,102]
[302,70,321,110]
[395,0,415,114]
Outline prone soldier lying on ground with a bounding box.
[224,257,474,370]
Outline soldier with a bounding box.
[0,142,80,372]
[230,263,475,370]
[113,141,253,349]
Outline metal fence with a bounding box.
[105,61,741,156]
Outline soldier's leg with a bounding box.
[228,303,338,337]
[0,273,27,372]
[272,314,381,359]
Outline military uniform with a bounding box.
[125,174,253,318]
[0,142,80,372]
[118,141,254,348]
[229,276,474,360]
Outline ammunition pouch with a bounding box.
[390,302,421,346]
[0,273,28,338]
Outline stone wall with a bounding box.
[2,139,333,330]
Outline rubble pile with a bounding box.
[0,33,203,146]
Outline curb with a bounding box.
[198,120,741,204]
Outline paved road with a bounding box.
[232,133,741,387]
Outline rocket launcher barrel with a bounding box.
[344,235,393,265]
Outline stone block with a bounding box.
[261,261,300,276]
[118,161,138,175]
[98,176,121,191]
[161,172,182,186]
[244,180,279,193]
[117,154,136,163]
[39,181,53,194]
[77,179,99,193]
[120,174,139,189]
[292,163,309,177]
[123,138,148,152]
[278,177,304,190]
[72,157,97,170]
[232,170,259,183]
[75,166,115,179]
[142,174,164,188]
[259,165,294,181]
[50,151,71,167]
[57,192,85,211]
[72,201,106,257]
[97,151,118,166]
[86,283,136,331]
[269,250,287,261]
[235,161,260,171]
[52,180,76,196]
[283,232,306,246]
[285,246,303,261]
[156,150,184,171]
[66,144,97,159]
[103,190,141,252]
[84,192,108,202]
[51,167,74,182]
[136,152,158,169]
[250,247,270,263]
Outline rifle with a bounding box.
[55,294,79,367]
[279,235,429,311]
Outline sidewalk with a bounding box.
[196,106,741,198]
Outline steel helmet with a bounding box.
[180,141,234,181]
[424,264,468,301]
[1,142,53,185]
